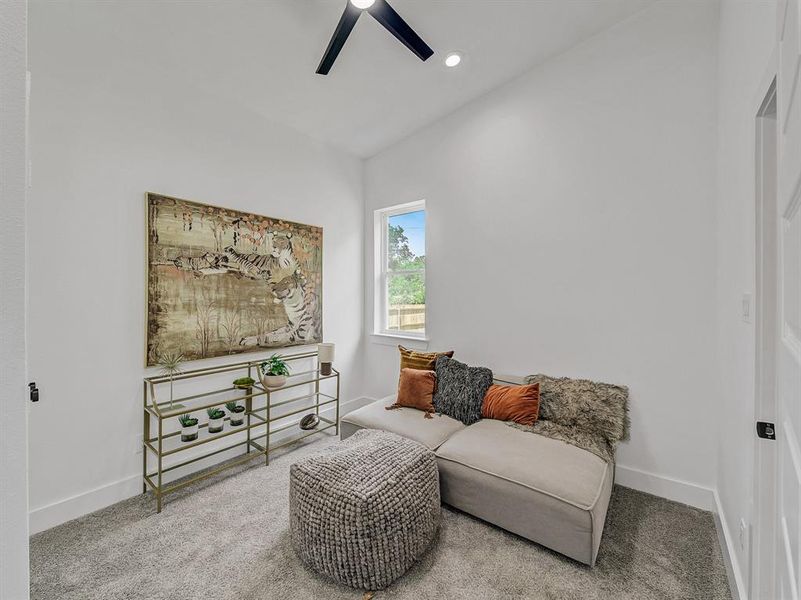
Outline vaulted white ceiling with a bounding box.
[32,0,653,157]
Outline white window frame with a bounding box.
[373,200,426,340]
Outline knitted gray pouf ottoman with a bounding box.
[289,429,440,591]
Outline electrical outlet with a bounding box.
[742,293,752,323]
[739,518,748,551]
[134,434,143,455]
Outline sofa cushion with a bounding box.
[340,395,465,450]
[435,419,612,565]
[437,419,607,509]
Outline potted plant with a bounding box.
[207,407,225,433]
[232,376,255,390]
[260,354,291,388]
[178,414,199,442]
[157,351,184,410]
[226,401,245,426]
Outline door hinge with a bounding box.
[29,382,39,403]
[756,421,775,440]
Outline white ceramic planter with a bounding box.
[230,408,245,425]
[208,417,224,433]
[181,423,199,442]
[261,374,287,388]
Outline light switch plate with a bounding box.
[742,293,752,323]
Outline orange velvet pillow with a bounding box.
[387,368,436,418]
[482,383,540,426]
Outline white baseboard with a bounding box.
[29,473,142,535]
[29,404,731,550]
[614,464,716,511]
[29,396,374,535]
[615,465,744,598]
[713,489,748,600]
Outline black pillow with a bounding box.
[433,356,494,426]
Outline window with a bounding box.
[375,201,426,338]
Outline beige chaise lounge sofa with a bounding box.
[340,382,614,566]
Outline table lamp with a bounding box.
[318,343,335,376]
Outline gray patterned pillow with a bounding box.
[433,356,494,426]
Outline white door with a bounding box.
[776,0,801,597]
[753,79,778,600]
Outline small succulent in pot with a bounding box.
[226,401,245,426]
[260,354,291,389]
[232,376,255,390]
[178,414,199,442]
[207,407,225,433]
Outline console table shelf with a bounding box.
[143,349,339,512]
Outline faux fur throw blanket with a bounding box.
[506,374,630,463]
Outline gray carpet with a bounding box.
[31,435,731,600]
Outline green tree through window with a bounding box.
[385,209,425,333]
[387,224,425,305]
[388,224,415,268]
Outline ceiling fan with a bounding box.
[316,0,434,75]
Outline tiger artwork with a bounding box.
[223,246,273,280]
[222,232,298,282]
[173,252,229,275]
[239,270,321,347]
[146,193,322,365]
[224,244,321,346]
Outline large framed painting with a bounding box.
[146,193,322,366]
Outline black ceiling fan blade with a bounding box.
[316,2,362,75]
[367,0,434,62]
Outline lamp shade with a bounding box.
[318,343,335,363]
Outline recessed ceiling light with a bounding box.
[350,0,375,9]
[444,52,462,68]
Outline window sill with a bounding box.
[370,332,430,350]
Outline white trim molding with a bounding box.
[369,332,430,349]
[613,464,750,596]
[29,474,142,535]
[614,464,715,510]
[29,396,375,535]
[614,465,748,596]
[714,489,748,600]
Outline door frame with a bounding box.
[751,58,780,600]
[0,1,30,598]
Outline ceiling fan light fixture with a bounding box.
[317,0,434,75]
[444,52,462,68]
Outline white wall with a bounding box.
[364,1,720,499]
[714,0,777,594]
[0,0,30,597]
[27,3,364,531]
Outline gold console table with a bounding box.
[142,349,339,512]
